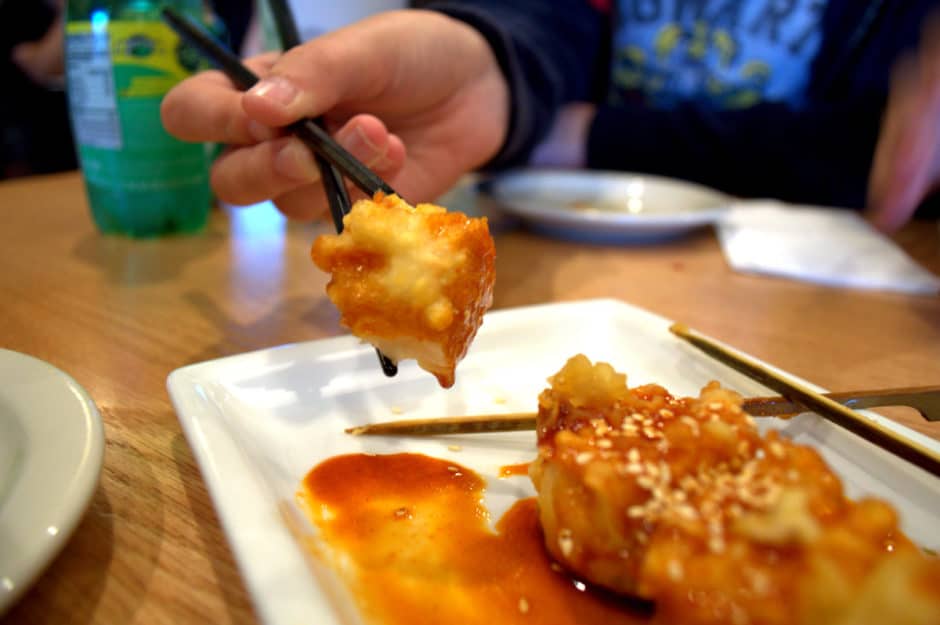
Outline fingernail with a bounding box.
[248,76,298,108]
[341,125,388,168]
[274,139,320,182]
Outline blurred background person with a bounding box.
[0,0,255,181]
[1,0,75,179]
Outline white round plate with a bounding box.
[0,349,104,615]
[481,169,732,243]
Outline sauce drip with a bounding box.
[301,453,653,625]
[498,462,531,478]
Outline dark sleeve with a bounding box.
[425,0,607,169]
[587,97,885,208]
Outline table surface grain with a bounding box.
[1,171,938,625]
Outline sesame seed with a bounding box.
[680,416,701,436]
[576,451,594,465]
[708,536,726,553]
[667,559,684,581]
[518,598,530,614]
[394,507,411,519]
[627,505,646,519]
[676,504,698,521]
[750,571,771,595]
[558,529,574,557]
[447,445,462,452]
[708,402,724,411]
[659,408,675,419]
[731,604,750,625]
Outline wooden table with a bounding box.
[1,171,938,625]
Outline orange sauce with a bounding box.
[498,462,531,478]
[301,453,653,625]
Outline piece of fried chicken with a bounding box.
[530,355,940,625]
[311,193,495,388]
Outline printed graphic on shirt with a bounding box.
[609,0,827,109]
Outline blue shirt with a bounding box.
[609,0,828,109]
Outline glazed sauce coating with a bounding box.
[301,453,653,625]
[310,193,495,388]
[498,462,531,478]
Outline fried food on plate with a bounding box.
[311,192,495,388]
[530,354,940,625]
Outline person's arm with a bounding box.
[427,0,608,169]
[586,96,884,209]
[867,13,940,232]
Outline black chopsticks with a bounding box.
[265,0,353,235]
[162,7,398,377]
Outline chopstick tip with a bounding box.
[668,322,689,337]
[377,351,398,377]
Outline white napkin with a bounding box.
[716,201,940,295]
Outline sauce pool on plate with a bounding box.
[299,453,653,625]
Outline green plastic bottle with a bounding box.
[65,0,212,237]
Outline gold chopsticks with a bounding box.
[346,322,940,478]
[668,323,940,478]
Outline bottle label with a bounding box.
[65,20,209,191]
[65,22,122,149]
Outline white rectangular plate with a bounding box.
[167,298,940,625]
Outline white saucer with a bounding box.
[482,169,732,242]
[0,350,104,615]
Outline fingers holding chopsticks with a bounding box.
[161,53,281,145]
[162,9,509,218]
[209,114,406,217]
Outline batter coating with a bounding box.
[311,193,495,387]
[530,355,940,625]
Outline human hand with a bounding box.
[161,10,509,220]
[867,15,940,233]
[528,102,596,168]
